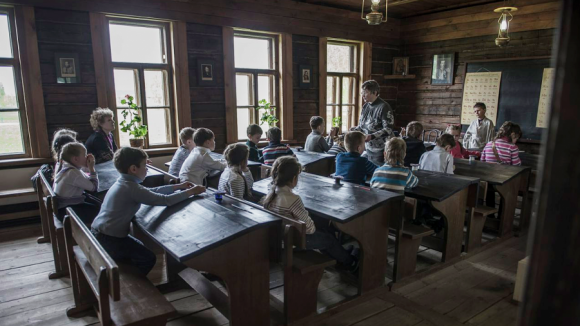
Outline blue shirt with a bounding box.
[91,174,190,238]
[335,152,378,184]
[168,145,191,176]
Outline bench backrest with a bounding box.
[146,164,180,185]
[65,207,120,302]
[478,181,489,201]
[37,169,62,224]
[261,164,272,179]
[391,197,417,231]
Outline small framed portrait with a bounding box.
[198,60,216,86]
[299,65,312,89]
[54,53,81,83]
[431,53,455,86]
[393,57,409,76]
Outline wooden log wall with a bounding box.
[371,44,401,124]
[293,35,319,143]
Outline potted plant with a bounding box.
[120,94,148,148]
[332,116,342,135]
[254,99,279,127]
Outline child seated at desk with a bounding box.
[445,124,480,159]
[218,143,254,200]
[370,138,418,193]
[246,124,263,163]
[179,128,227,186]
[328,134,347,155]
[168,127,196,176]
[262,156,359,272]
[481,121,522,166]
[262,127,294,166]
[419,134,456,174]
[400,121,426,167]
[53,142,100,224]
[91,147,205,275]
[304,116,337,153]
[463,102,495,150]
[335,131,378,184]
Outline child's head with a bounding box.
[344,131,366,154]
[193,128,216,150]
[179,127,196,150]
[309,116,325,133]
[437,134,456,152]
[266,127,282,143]
[495,121,522,144]
[52,131,77,161]
[247,124,263,145]
[60,142,88,168]
[445,124,462,142]
[114,147,149,180]
[384,138,406,167]
[262,156,302,209]
[473,102,487,119]
[223,143,249,167]
[406,121,424,139]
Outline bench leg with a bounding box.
[494,176,520,238]
[430,188,469,262]
[67,261,96,317]
[284,268,325,323]
[466,212,486,253]
[396,237,423,280]
[53,228,69,278]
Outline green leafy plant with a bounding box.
[332,116,342,128]
[255,99,279,127]
[119,95,148,139]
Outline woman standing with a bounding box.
[85,107,118,164]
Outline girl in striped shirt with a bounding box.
[370,138,419,193]
[481,122,522,166]
[262,156,359,272]
[218,143,254,200]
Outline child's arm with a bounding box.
[203,153,227,171]
[510,145,522,166]
[319,136,332,152]
[289,197,316,234]
[445,155,454,174]
[242,169,254,191]
[132,183,194,207]
[70,170,99,192]
[365,159,379,176]
[406,170,419,188]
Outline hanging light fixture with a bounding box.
[494,6,518,47]
[361,0,387,25]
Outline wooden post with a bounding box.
[318,37,327,119]
[223,27,238,144]
[280,33,294,141]
[519,1,580,325]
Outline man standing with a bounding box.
[352,80,395,166]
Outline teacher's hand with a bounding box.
[365,135,372,142]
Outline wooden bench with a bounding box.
[64,208,176,326]
[261,164,272,179]
[472,181,501,234]
[32,178,52,244]
[390,197,434,281]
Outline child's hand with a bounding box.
[86,154,95,170]
[400,127,406,137]
[146,159,153,165]
[186,185,206,196]
[330,127,339,137]
[175,181,194,190]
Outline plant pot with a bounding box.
[129,138,144,148]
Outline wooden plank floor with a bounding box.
[0,221,525,326]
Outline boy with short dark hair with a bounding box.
[419,134,456,174]
[304,116,337,153]
[335,131,379,184]
[463,102,495,149]
[91,147,205,275]
[246,124,263,163]
[168,127,196,176]
[401,121,426,166]
[262,127,294,166]
[179,128,227,185]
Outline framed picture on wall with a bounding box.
[198,59,216,86]
[299,65,312,89]
[55,53,81,83]
[393,57,409,75]
[431,53,455,85]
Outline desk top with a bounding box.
[164,152,261,168]
[453,158,530,185]
[95,160,163,193]
[404,170,479,202]
[252,172,402,223]
[293,151,335,167]
[135,189,281,262]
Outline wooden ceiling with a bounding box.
[295,0,503,18]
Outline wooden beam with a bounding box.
[223,27,238,144]
[172,21,192,132]
[280,33,294,141]
[519,0,580,325]
[89,12,109,108]
[318,37,328,119]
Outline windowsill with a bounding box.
[0,157,53,169]
[143,147,179,157]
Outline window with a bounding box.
[0,9,28,157]
[234,34,279,140]
[106,20,175,148]
[326,42,359,134]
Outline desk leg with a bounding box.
[494,176,520,238]
[430,188,468,262]
[465,183,482,253]
[333,203,395,295]
[184,227,272,326]
[518,171,532,232]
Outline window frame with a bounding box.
[326,41,360,134]
[0,7,30,159]
[233,32,280,141]
[102,17,177,149]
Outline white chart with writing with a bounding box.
[536,68,554,128]
[461,72,502,125]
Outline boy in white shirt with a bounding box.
[179,128,227,186]
[419,134,455,174]
[463,102,495,150]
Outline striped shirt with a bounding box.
[480,138,521,165]
[263,186,316,234]
[262,142,294,166]
[327,143,347,155]
[335,152,378,184]
[218,167,254,200]
[370,164,419,193]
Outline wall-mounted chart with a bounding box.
[461,72,502,125]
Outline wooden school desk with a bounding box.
[253,172,403,295]
[293,150,336,177]
[403,170,479,261]
[134,190,281,326]
[454,158,531,238]
[94,160,164,195]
